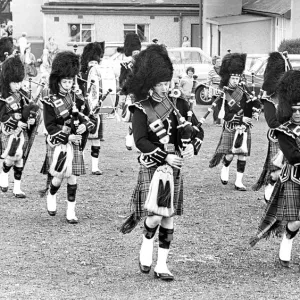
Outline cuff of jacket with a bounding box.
[3,116,18,130]
[191,137,202,155]
[47,130,69,147]
[139,147,168,168]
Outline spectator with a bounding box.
[207,55,222,125]
[179,66,195,100]
[0,23,6,37]
[39,48,51,76]
[5,21,13,37]
[22,44,37,81]
[18,32,28,55]
[182,36,190,47]
[45,36,59,66]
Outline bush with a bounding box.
[278,39,300,54]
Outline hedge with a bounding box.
[278,39,300,54]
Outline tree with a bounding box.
[278,39,300,54]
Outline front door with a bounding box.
[191,24,200,47]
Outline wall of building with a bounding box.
[11,0,43,39]
[219,20,272,56]
[43,13,197,52]
[202,0,242,55]
[291,0,300,39]
[11,0,44,57]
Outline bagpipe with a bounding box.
[1,78,45,165]
[68,75,91,151]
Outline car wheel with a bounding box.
[195,85,213,105]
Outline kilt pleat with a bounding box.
[215,127,251,156]
[210,127,251,167]
[252,139,281,191]
[42,142,86,176]
[130,164,184,218]
[0,131,29,159]
[254,180,300,241]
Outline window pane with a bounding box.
[137,24,145,41]
[168,51,181,64]
[124,24,135,30]
[183,51,201,63]
[82,30,92,42]
[82,24,92,30]
[69,24,80,42]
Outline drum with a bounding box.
[98,65,117,114]
[87,64,117,114]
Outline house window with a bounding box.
[124,24,149,42]
[275,17,286,50]
[69,24,95,43]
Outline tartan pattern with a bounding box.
[42,142,86,176]
[213,127,251,156]
[255,180,300,240]
[0,131,29,158]
[252,139,281,191]
[130,164,183,218]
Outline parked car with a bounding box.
[167,47,212,81]
[244,54,300,96]
[103,45,212,100]
[195,53,300,105]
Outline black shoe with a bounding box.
[92,170,103,175]
[278,257,290,268]
[1,186,8,192]
[47,210,56,216]
[154,271,174,281]
[234,185,247,191]
[14,193,26,199]
[66,218,78,224]
[126,146,132,151]
[100,138,105,142]
[221,179,228,185]
[139,261,151,274]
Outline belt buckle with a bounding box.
[164,143,175,154]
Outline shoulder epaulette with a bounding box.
[275,121,300,139]
[261,95,276,106]
[128,99,147,115]
[41,94,55,107]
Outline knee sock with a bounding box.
[2,162,12,173]
[143,219,159,239]
[286,224,299,239]
[67,183,77,202]
[13,166,23,180]
[158,226,174,249]
[223,157,232,167]
[49,181,60,195]
[237,160,246,173]
[91,146,100,158]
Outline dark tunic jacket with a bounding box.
[275,121,300,184]
[130,96,204,168]
[41,89,94,147]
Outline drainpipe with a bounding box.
[199,0,203,48]
[179,12,182,47]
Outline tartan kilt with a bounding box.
[42,142,86,176]
[252,139,281,190]
[130,164,183,218]
[214,127,251,156]
[254,180,300,241]
[0,131,29,159]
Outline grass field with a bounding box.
[0,105,298,300]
